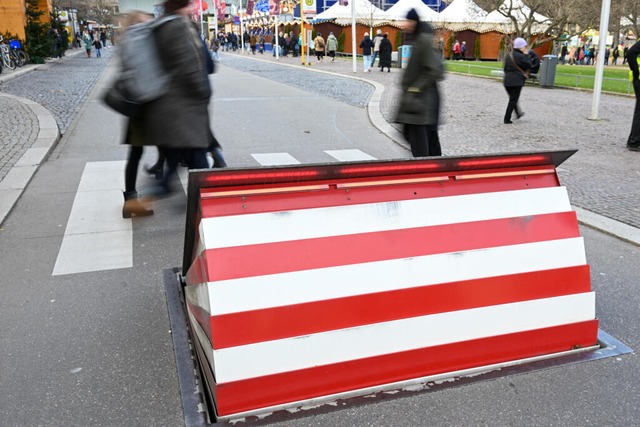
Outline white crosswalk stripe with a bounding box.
[324,149,376,162]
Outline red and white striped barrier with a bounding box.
[182,151,598,420]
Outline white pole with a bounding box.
[214,0,218,38]
[351,0,356,72]
[239,0,245,54]
[275,14,280,59]
[590,0,611,120]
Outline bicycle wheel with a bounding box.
[17,50,28,65]
[2,52,15,70]
[10,50,24,67]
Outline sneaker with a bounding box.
[504,120,513,124]
[628,145,640,152]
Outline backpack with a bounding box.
[103,15,179,116]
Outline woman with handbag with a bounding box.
[394,9,444,157]
[503,37,532,124]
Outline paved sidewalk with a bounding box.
[0,48,112,227]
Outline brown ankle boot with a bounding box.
[122,191,154,218]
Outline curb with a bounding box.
[0,93,60,227]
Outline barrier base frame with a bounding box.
[164,269,633,426]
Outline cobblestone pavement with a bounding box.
[0,96,38,182]
[0,48,114,135]
[219,51,640,230]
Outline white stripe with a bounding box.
[53,161,131,276]
[251,153,301,166]
[208,238,586,315]
[200,187,572,250]
[324,149,376,162]
[212,293,596,383]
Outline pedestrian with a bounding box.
[626,40,640,151]
[249,33,257,54]
[83,32,92,58]
[120,11,155,218]
[92,38,102,57]
[568,44,576,65]
[527,48,540,75]
[502,37,532,124]
[394,9,444,157]
[49,28,62,58]
[612,44,620,65]
[326,32,338,61]
[209,34,220,60]
[378,32,392,72]
[291,32,299,57]
[100,30,108,48]
[144,0,213,197]
[560,43,567,65]
[370,29,383,68]
[452,39,460,60]
[460,41,467,60]
[314,32,325,62]
[360,32,374,72]
[75,31,82,49]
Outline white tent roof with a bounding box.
[314,0,387,21]
[435,0,488,22]
[385,0,439,21]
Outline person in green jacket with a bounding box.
[83,32,92,58]
[326,32,338,61]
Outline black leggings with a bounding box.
[504,86,523,121]
[403,124,442,157]
[125,146,143,193]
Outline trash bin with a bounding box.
[539,54,558,87]
[399,45,412,69]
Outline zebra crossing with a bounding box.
[51,149,378,276]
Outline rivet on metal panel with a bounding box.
[242,205,247,209]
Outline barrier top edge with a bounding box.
[180,149,575,273]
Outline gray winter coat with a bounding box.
[144,14,211,149]
[394,30,443,126]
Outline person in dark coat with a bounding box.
[626,40,640,151]
[378,33,393,72]
[359,32,374,72]
[145,0,212,196]
[503,37,532,124]
[394,9,444,157]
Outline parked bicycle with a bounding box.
[0,36,28,71]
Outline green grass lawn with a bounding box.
[444,60,634,94]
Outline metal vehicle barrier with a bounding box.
[181,150,598,421]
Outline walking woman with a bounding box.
[121,11,155,218]
[314,32,325,62]
[394,9,444,157]
[503,37,532,124]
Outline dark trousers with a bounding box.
[628,80,640,147]
[160,148,209,193]
[403,124,442,157]
[125,146,143,193]
[504,86,523,122]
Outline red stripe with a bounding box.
[213,320,599,416]
[201,168,559,217]
[186,251,208,286]
[204,211,580,281]
[210,266,591,349]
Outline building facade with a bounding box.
[1,0,52,40]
